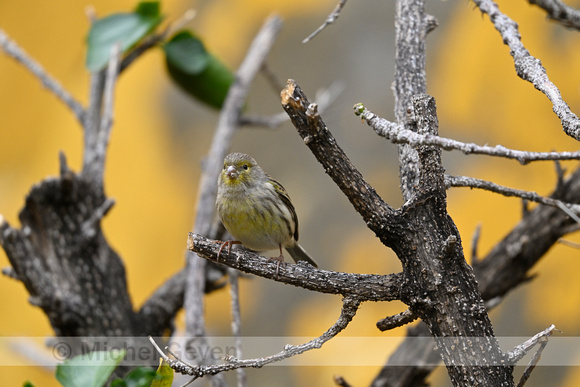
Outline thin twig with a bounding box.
[239,113,288,128]
[0,28,85,124]
[471,223,482,266]
[507,324,558,363]
[473,0,580,140]
[228,268,246,387]
[151,297,361,378]
[445,175,580,217]
[355,104,580,164]
[558,238,580,249]
[303,0,349,43]
[120,9,197,73]
[260,61,285,94]
[93,44,121,186]
[516,335,550,387]
[527,0,580,30]
[98,44,121,147]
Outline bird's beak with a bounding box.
[226,165,238,179]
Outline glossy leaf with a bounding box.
[164,30,235,109]
[86,2,162,71]
[163,31,209,75]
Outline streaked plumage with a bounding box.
[216,153,317,273]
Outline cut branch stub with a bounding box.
[281,79,396,244]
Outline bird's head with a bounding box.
[219,152,262,188]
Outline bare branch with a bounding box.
[260,61,286,94]
[0,28,85,124]
[228,268,246,387]
[92,44,121,186]
[303,0,349,43]
[188,233,402,302]
[558,238,580,249]
[445,175,580,216]
[516,327,555,386]
[376,309,417,331]
[355,103,580,163]
[473,0,580,140]
[151,297,361,378]
[392,1,433,201]
[239,113,288,129]
[373,164,580,386]
[471,223,482,265]
[508,324,558,363]
[527,0,580,30]
[282,80,395,236]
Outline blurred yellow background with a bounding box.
[1,0,580,386]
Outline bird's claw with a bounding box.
[214,240,241,262]
[267,255,287,278]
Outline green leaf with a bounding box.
[164,30,235,109]
[55,349,126,387]
[164,31,209,75]
[23,382,35,387]
[150,359,173,387]
[86,2,162,71]
[135,2,160,18]
[112,367,157,387]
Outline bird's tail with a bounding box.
[286,243,318,268]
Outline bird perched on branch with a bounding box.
[216,152,318,275]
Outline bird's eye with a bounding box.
[242,164,248,170]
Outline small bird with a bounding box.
[216,152,318,275]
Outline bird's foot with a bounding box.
[214,240,242,262]
[267,254,287,278]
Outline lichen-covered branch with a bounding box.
[150,297,361,379]
[188,233,402,302]
[284,78,513,385]
[0,28,85,123]
[281,80,395,239]
[355,103,580,164]
[446,174,580,215]
[473,0,580,140]
[372,164,580,387]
